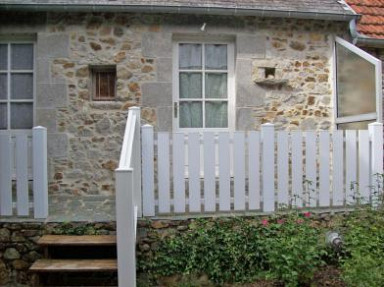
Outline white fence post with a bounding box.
[261,123,275,212]
[0,133,12,216]
[116,168,136,287]
[33,126,48,219]
[369,122,383,208]
[16,134,29,216]
[130,107,142,217]
[142,125,155,216]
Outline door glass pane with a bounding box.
[11,44,33,70]
[11,73,33,99]
[11,103,33,129]
[0,44,7,70]
[180,72,202,99]
[205,73,227,98]
[0,74,7,99]
[0,103,7,129]
[205,44,227,70]
[179,44,202,69]
[337,120,374,130]
[180,101,202,128]
[205,101,228,128]
[336,42,376,117]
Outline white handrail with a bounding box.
[119,112,137,169]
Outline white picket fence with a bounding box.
[0,127,48,219]
[141,123,384,216]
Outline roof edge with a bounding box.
[0,4,359,21]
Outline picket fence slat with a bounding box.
[234,132,245,211]
[188,133,201,212]
[345,130,357,205]
[142,125,155,216]
[158,133,170,213]
[248,132,260,210]
[204,132,216,212]
[173,133,186,213]
[143,123,383,216]
[0,134,12,216]
[16,134,29,216]
[292,132,303,208]
[262,124,275,212]
[219,133,230,211]
[277,132,289,207]
[358,130,370,204]
[305,131,317,207]
[332,131,344,206]
[319,131,330,207]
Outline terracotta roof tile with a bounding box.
[346,0,384,39]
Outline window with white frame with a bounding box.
[0,42,34,130]
[335,37,382,129]
[173,41,234,131]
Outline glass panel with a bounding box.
[338,120,374,130]
[11,44,33,70]
[180,101,202,128]
[179,44,202,69]
[0,103,6,129]
[205,101,228,128]
[205,73,227,98]
[205,44,227,70]
[179,72,202,99]
[11,103,33,129]
[0,44,7,70]
[336,42,376,117]
[11,73,33,99]
[0,74,7,99]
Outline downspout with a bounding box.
[350,17,384,48]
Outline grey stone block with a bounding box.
[36,83,68,108]
[36,58,51,84]
[35,109,57,133]
[236,59,265,107]
[237,34,266,58]
[156,58,172,82]
[157,106,173,132]
[142,83,172,107]
[37,33,70,58]
[236,108,257,131]
[0,12,47,34]
[48,133,68,158]
[142,32,172,58]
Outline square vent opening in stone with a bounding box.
[264,67,276,79]
[91,66,116,101]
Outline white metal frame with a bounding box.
[172,39,235,132]
[333,37,382,127]
[0,40,35,132]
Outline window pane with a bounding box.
[11,73,33,99]
[179,44,202,69]
[336,42,376,117]
[180,72,202,99]
[0,103,7,129]
[180,101,202,128]
[338,120,374,130]
[205,44,227,70]
[11,44,33,70]
[11,103,33,129]
[0,44,7,70]
[205,101,228,128]
[0,74,7,99]
[205,73,227,98]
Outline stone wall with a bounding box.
[0,12,348,220]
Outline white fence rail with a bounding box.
[142,123,383,216]
[115,107,141,287]
[0,127,48,219]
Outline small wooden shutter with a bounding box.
[92,67,116,100]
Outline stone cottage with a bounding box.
[0,0,381,219]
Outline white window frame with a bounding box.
[172,39,235,132]
[333,36,382,128]
[0,39,35,133]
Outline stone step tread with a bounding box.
[37,235,116,246]
[30,259,117,272]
